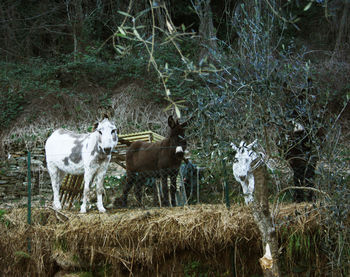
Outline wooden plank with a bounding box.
[68,175,84,209]
[64,175,75,208]
[60,174,72,205]
[68,175,79,207]
[118,131,164,142]
[62,175,76,207]
[114,160,127,169]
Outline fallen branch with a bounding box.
[49,206,70,222]
[272,186,329,213]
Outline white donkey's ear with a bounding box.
[247,139,258,150]
[230,142,238,151]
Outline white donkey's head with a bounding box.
[231,139,259,177]
[93,115,118,155]
[231,139,259,205]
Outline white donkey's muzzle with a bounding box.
[176,146,184,153]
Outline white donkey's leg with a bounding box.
[47,163,64,210]
[246,174,255,204]
[238,176,254,205]
[95,168,107,213]
[80,170,94,214]
[239,179,250,205]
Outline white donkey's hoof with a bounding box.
[53,202,62,211]
[80,206,87,214]
[98,206,106,213]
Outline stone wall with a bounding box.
[0,148,126,208]
[0,148,51,206]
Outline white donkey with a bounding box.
[45,115,118,213]
[231,139,261,205]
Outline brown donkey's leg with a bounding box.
[161,171,170,207]
[121,171,135,207]
[170,170,178,207]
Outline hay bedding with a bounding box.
[0,203,320,276]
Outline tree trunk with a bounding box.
[334,1,349,52]
[154,0,166,31]
[252,163,280,276]
[195,0,218,65]
[66,0,84,60]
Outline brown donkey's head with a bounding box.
[167,115,188,161]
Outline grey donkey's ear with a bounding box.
[92,122,99,132]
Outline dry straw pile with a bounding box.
[0,203,323,276]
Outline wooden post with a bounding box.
[27,151,32,254]
[222,159,230,208]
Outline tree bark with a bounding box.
[66,0,84,60]
[195,0,218,65]
[334,1,349,51]
[252,163,280,276]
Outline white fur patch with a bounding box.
[292,120,305,132]
[176,146,183,153]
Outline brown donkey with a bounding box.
[121,115,188,207]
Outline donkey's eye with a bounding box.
[98,130,102,135]
[111,129,116,134]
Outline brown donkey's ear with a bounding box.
[181,114,194,128]
[180,120,188,128]
[168,115,176,129]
